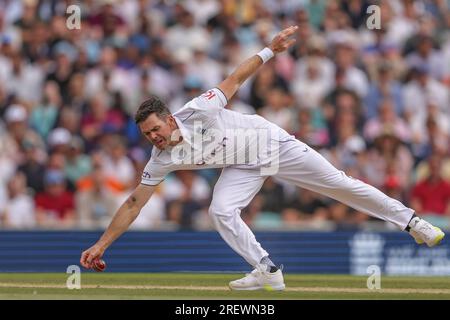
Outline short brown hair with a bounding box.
[134,96,171,124]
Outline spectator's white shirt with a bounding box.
[102,156,135,188]
[144,65,177,101]
[385,16,418,48]
[441,40,450,81]
[0,184,6,216]
[0,56,10,83]
[2,194,36,229]
[116,0,139,31]
[402,78,449,141]
[0,0,23,25]
[130,191,166,229]
[0,131,19,188]
[84,67,133,100]
[165,25,211,54]
[295,57,334,86]
[184,0,221,25]
[403,78,449,116]
[292,57,333,109]
[293,78,330,110]
[141,88,293,186]
[341,66,369,98]
[3,63,44,104]
[259,106,295,133]
[186,56,223,90]
[162,174,211,203]
[406,50,448,81]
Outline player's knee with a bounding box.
[208,204,234,224]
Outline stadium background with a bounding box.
[0,0,450,275]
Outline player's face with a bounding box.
[139,113,177,150]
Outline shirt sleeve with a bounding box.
[190,88,228,116]
[141,158,169,186]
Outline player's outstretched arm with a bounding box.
[80,184,155,268]
[217,25,298,101]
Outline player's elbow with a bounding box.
[218,77,240,101]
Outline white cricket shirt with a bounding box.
[141,88,294,186]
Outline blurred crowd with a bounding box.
[0,0,450,231]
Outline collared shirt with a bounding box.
[141,88,294,186]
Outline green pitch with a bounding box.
[0,273,450,300]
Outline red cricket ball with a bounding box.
[92,258,106,272]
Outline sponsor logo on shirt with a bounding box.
[142,171,151,179]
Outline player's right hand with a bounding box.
[80,244,105,269]
[268,25,298,54]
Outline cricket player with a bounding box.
[80,26,445,290]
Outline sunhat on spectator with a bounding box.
[5,104,27,123]
[48,128,72,147]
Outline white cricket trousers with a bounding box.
[208,139,415,267]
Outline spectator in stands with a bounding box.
[323,107,368,185]
[293,107,329,149]
[363,99,411,144]
[29,80,61,140]
[258,87,295,132]
[364,128,414,190]
[249,63,289,111]
[2,104,45,166]
[402,65,449,148]
[258,178,286,214]
[406,34,447,81]
[291,55,332,111]
[364,62,405,120]
[1,50,45,105]
[411,153,450,217]
[332,33,369,98]
[81,92,125,151]
[64,136,92,189]
[17,139,46,194]
[101,134,135,194]
[0,171,35,229]
[163,170,211,229]
[47,127,72,155]
[130,187,166,230]
[282,188,329,223]
[35,169,75,228]
[76,163,118,229]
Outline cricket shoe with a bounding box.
[229,264,285,291]
[409,217,445,247]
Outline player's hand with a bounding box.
[80,244,105,269]
[268,25,298,54]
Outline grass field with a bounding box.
[1,273,450,299]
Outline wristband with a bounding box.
[257,47,274,63]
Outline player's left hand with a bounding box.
[268,25,298,54]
